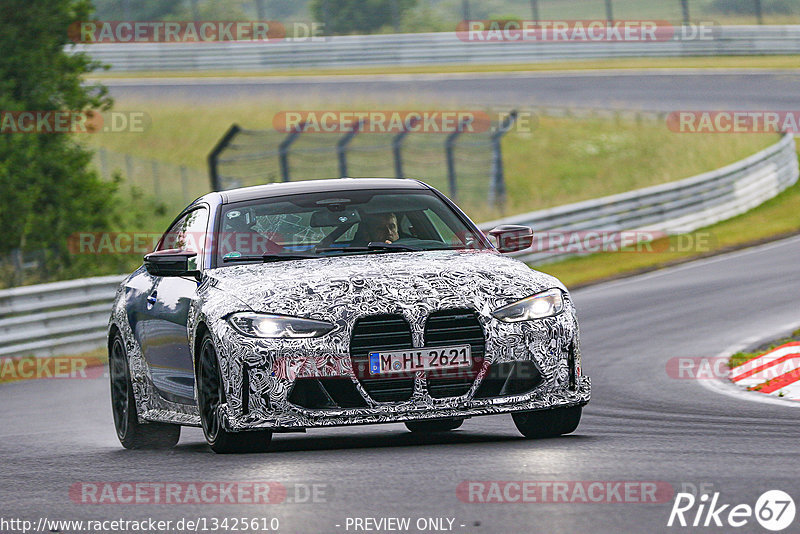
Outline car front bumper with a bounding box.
[218,376,591,431]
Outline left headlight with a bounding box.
[492,288,565,323]
[227,312,335,338]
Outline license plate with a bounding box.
[368,345,472,375]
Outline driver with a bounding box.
[366,212,400,244]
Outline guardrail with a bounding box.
[0,134,796,359]
[0,275,123,359]
[75,25,800,72]
[479,133,799,264]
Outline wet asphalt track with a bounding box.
[1,235,798,533]
[101,70,800,111]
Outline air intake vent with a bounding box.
[474,360,542,398]
[288,378,368,410]
[424,309,485,399]
[350,314,415,402]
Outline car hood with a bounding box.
[203,249,565,320]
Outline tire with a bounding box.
[109,333,181,449]
[405,418,464,433]
[197,333,272,454]
[512,406,582,438]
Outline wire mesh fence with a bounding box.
[423,0,798,27]
[210,112,517,210]
[92,148,210,209]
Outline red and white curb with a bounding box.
[729,342,800,400]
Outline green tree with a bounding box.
[0,0,118,284]
[310,0,417,35]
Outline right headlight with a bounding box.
[491,288,565,323]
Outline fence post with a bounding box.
[530,0,540,22]
[445,118,472,200]
[489,110,517,210]
[754,0,763,24]
[604,0,614,22]
[337,120,363,178]
[11,249,23,287]
[208,124,241,191]
[680,0,690,25]
[254,0,266,19]
[392,117,420,179]
[278,121,306,182]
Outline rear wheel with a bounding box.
[109,333,180,449]
[197,333,272,454]
[405,418,464,433]
[512,406,582,438]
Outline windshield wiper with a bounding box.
[316,242,421,253]
[223,253,318,263]
[366,242,421,251]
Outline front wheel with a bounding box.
[197,333,272,454]
[512,406,582,438]
[109,333,180,449]
[405,418,464,433]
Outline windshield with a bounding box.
[213,189,487,266]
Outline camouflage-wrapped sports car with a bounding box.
[108,178,590,453]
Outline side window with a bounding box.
[157,207,209,267]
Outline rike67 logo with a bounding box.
[668,490,796,531]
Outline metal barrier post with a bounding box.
[392,117,420,179]
[208,124,241,191]
[445,118,472,200]
[278,121,306,183]
[337,120,363,178]
[604,0,614,22]
[489,111,517,209]
[680,0,690,25]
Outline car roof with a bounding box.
[216,178,429,204]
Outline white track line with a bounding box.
[698,326,800,407]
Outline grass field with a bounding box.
[450,0,800,25]
[538,147,800,288]
[85,98,774,225]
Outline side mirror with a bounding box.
[488,225,534,253]
[144,249,199,278]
